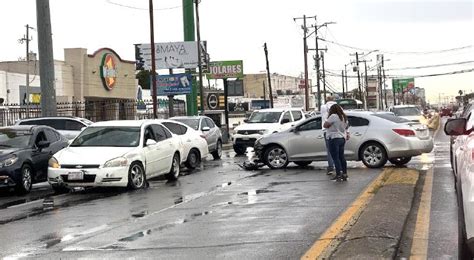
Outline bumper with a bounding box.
[0,167,22,188]
[386,137,434,158]
[232,134,263,147]
[48,166,129,188]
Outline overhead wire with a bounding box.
[105,0,188,11]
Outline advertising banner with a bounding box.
[154,73,193,96]
[207,60,243,79]
[136,42,199,70]
[392,78,415,92]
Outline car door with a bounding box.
[30,129,51,181]
[344,116,370,159]
[205,118,218,150]
[457,113,474,178]
[162,121,190,157]
[200,118,213,151]
[142,125,161,176]
[151,124,175,174]
[287,117,326,160]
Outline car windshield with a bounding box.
[173,118,200,130]
[0,129,31,148]
[393,107,421,116]
[374,114,410,123]
[70,127,140,147]
[247,112,282,123]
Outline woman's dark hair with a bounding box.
[328,104,347,122]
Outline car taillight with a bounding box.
[393,129,416,137]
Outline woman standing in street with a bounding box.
[323,104,349,182]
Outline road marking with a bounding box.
[301,168,393,260]
[410,167,434,259]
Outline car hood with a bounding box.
[54,147,136,165]
[235,123,279,131]
[0,148,24,158]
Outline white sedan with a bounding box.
[48,120,183,190]
[158,119,209,169]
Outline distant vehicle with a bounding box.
[16,117,93,140]
[232,108,306,155]
[157,119,209,169]
[253,111,433,169]
[445,116,474,259]
[171,116,223,159]
[250,99,271,110]
[440,108,453,117]
[388,105,422,122]
[0,125,69,193]
[336,99,364,110]
[48,120,183,191]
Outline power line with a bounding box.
[386,60,474,71]
[318,38,473,55]
[326,68,474,79]
[105,0,187,11]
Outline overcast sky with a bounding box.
[0,0,473,103]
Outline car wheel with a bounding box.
[264,145,289,169]
[127,162,146,190]
[15,164,33,194]
[51,184,70,194]
[360,142,387,168]
[388,157,412,166]
[233,145,246,155]
[212,140,222,160]
[294,161,312,167]
[185,149,201,169]
[167,153,180,181]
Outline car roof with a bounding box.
[392,105,419,108]
[90,120,145,127]
[254,108,301,112]
[17,116,88,121]
[171,116,201,120]
[0,125,53,132]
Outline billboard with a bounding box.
[227,80,244,96]
[207,60,243,79]
[154,73,193,96]
[135,42,199,70]
[392,78,415,93]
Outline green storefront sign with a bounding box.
[207,60,243,79]
[392,78,415,92]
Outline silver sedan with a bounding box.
[254,111,434,169]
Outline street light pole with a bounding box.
[148,0,158,119]
[194,0,205,115]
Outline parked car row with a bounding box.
[444,101,474,258]
[0,116,222,194]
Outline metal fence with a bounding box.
[0,99,186,127]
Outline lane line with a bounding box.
[301,168,393,259]
[410,167,434,259]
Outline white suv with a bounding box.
[232,108,305,154]
[388,105,422,122]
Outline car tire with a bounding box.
[233,145,246,155]
[264,145,289,169]
[127,162,146,190]
[185,149,201,169]
[15,164,33,194]
[52,184,70,194]
[294,161,312,167]
[212,140,223,160]
[388,157,412,166]
[360,142,388,168]
[166,153,180,181]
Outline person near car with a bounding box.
[321,95,337,174]
[323,104,349,182]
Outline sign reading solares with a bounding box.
[154,73,193,96]
[207,60,243,79]
[392,78,415,93]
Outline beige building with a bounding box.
[243,73,310,98]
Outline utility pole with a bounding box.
[341,70,345,98]
[321,51,327,103]
[382,57,388,108]
[148,0,158,118]
[363,60,369,110]
[264,42,274,108]
[183,0,197,115]
[263,81,266,107]
[36,0,56,116]
[350,52,363,104]
[344,64,348,98]
[194,0,205,115]
[168,69,174,118]
[19,24,34,116]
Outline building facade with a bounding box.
[243,73,311,99]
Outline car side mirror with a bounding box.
[146,139,157,146]
[444,118,468,136]
[281,118,290,124]
[202,126,211,132]
[37,140,50,149]
[243,119,249,123]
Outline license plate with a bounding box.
[68,171,84,181]
[242,137,249,141]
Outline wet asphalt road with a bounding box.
[0,127,459,259]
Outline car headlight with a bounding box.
[1,155,18,168]
[103,157,128,168]
[48,157,60,168]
